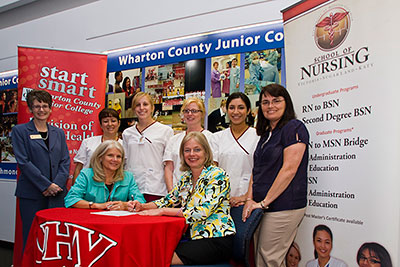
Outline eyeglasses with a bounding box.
[183,109,202,114]
[359,255,381,265]
[32,104,50,110]
[261,99,284,107]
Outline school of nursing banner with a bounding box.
[14,46,107,267]
[283,0,400,265]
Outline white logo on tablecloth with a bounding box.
[35,221,117,267]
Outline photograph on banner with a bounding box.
[210,54,241,98]
[294,223,393,267]
[244,48,281,95]
[1,89,18,113]
[107,68,142,119]
[1,88,18,164]
[143,59,205,133]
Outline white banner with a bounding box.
[284,0,400,266]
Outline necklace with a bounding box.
[40,131,49,140]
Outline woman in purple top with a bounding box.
[243,84,309,267]
[211,61,221,98]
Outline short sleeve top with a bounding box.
[252,119,309,212]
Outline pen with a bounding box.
[131,195,136,212]
[107,203,114,210]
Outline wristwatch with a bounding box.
[260,200,269,210]
[89,201,94,209]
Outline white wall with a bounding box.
[0,0,299,72]
[0,0,299,242]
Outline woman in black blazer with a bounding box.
[12,90,70,249]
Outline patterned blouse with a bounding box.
[154,165,236,240]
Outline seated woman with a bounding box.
[65,140,145,210]
[128,132,235,265]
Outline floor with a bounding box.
[0,241,13,267]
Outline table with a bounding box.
[22,208,187,267]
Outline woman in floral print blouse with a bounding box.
[128,131,235,265]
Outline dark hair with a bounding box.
[122,77,131,91]
[114,71,122,79]
[27,90,52,109]
[98,108,120,124]
[231,58,238,62]
[256,84,296,136]
[357,242,392,267]
[226,92,252,126]
[313,224,333,259]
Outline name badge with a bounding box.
[30,134,42,139]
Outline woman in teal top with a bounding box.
[65,140,145,210]
[128,132,235,265]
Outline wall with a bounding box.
[0,0,298,242]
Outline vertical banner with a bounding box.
[284,0,399,266]
[13,46,107,267]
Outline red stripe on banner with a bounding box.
[282,0,331,22]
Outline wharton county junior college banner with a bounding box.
[107,23,284,72]
[284,0,400,266]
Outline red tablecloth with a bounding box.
[22,208,187,267]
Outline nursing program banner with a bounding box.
[283,0,400,266]
[14,46,107,267]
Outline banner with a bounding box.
[107,23,284,72]
[14,46,107,267]
[0,70,18,180]
[284,0,399,266]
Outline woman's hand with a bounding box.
[91,202,109,210]
[127,200,143,212]
[242,199,261,222]
[107,201,126,211]
[230,195,247,207]
[138,208,164,216]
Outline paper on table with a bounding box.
[91,210,137,217]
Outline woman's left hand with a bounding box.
[107,201,127,211]
[138,208,163,216]
[242,199,261,222]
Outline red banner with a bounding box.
[14,46,107,267]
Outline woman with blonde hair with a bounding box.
[286,242,301,267]
[163,97,213,191]
[128,132,235,265]
[65,140,145,210]
[123,92,174,201]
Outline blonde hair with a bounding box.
[131,92,154,113]
[90,140,125,183]
[181,97,206,125]
[179,132,213,172]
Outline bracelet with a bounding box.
[246,198,252,202]
[175,207,183,217]
[260,200,269,210]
